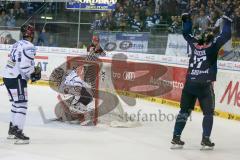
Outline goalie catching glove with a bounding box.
[31,66,41,82]
[181,13,191,23]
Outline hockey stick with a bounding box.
[38,106,60,124]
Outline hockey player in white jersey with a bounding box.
[1,24,41,144]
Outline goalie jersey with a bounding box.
[1,40,36,80]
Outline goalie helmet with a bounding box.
[21,24,35,40]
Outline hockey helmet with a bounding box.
[195,28,214,45]
[21,24,35,39]
[92,35,99,43]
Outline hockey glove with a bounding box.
[31,66,42,82]
[223,4,234,22]
[181,13,191,23]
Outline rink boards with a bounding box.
[0,44,240,121]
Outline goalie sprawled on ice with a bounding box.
[50,35,106,124]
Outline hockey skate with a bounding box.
[14,129,30,145]
[171,135,185,149]
[200,137,215,150]
[7,122,17,140]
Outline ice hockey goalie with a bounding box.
[51,35,106,125]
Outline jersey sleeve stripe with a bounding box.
[20,66,31,69]
[12,104,27,109]
[11,110,26,115]
[23,50,34,60]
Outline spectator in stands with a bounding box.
[0,9,8,26]
[144,9,161,31]
[13,2,25,19]
[130,14,142,32]
[102,11,116,31]
[113,6,125,30]
[6,15,16,28]
[37,28,48,46]
[144,9,156,31]
[234,9,240,39]
[168,15,181,33]
[194,9,210,32]
[199,3,206,12]
[4,34,16,44]
[208,10,220,28]
[177,0,188,12]
[48,35,57,47]
[187,0,198,14]
[119,12,130,31]
[24,3,34,15]
[6,8,16,28]
[89,14,103,33]
[122,0,132,16]
[206,0,215,14]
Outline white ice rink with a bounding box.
[0,85,240,160]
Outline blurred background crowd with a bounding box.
[0,0,239,50]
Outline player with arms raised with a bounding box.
[1,24,41,144]
[171,10,233,150]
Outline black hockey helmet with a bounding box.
[21,24,35,40]
[195,28,214,45]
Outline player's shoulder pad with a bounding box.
[22,40,36,60]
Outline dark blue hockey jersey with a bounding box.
[183,16,232,83]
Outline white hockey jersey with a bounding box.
[1,40,36,80]
[64,69,90,89]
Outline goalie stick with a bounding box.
[38,106,60,124]
[38,105,86,125]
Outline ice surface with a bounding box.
[0,85,240,160]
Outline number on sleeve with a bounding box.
[9,48,17,62]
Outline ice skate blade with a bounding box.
[200,146,214,151]
[14,139,30,145]
[7,135,16,140]
[170,144,184,149]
